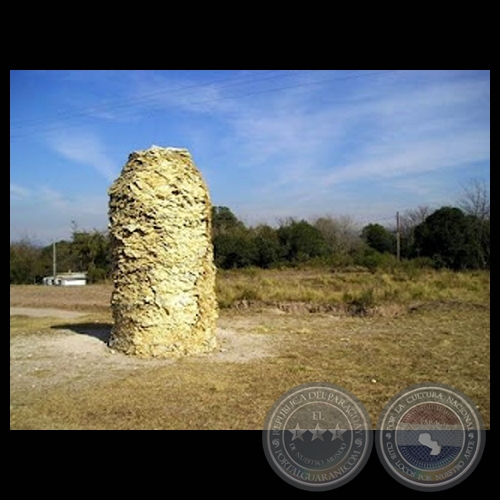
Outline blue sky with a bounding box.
[10,70,490,244]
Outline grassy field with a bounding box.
[10,267,490,430]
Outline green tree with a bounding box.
[40,240,77,275]
[213,229,257,269]
[211,207,255,269]
[10,239,45,284]
[70,229,111,282]
[361,224,395,254]
[211,206,245,237]
[277,220,329,263]
[413,206,483,270]
[253,224,281,268]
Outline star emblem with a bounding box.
[310,423,327,441]
[329,423,347,441]
[289,423,307,441]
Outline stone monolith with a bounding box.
[108,146,218,357]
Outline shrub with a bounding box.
[354,248,385,273]
[343,288,375,316]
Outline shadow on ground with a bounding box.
[51,323,112,343]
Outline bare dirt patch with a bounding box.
[10,284,112,312]
[10,313,283,398]
[10,304,284,423]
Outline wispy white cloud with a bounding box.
[11,70,490,237]
[200,72,488,228]
[45,130,117,181]
[11,184,69,211]
[10,183,31,200]
[321,131,490,186]
[243,74,489,189]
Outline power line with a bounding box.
[10,70,395,140]
[9,70,295,133]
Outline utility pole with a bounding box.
[396,211,401,261]
[52,241,57,284]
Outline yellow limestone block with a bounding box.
[108,146,218,357]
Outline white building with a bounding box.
[43,272,87,286]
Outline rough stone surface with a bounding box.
[108,146,218,357]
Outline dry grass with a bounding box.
[216,267,490,311]
[10,268,489,313]
[10,268,490,430]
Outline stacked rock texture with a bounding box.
[108,146,218,357]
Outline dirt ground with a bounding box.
[10,286,284,398]
[10,307,86,320]
[10,307,283,386]
[10,284,490,430]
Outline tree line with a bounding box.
[10,228,111,285]
[10,182,490,283]
[212,204,489,271]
